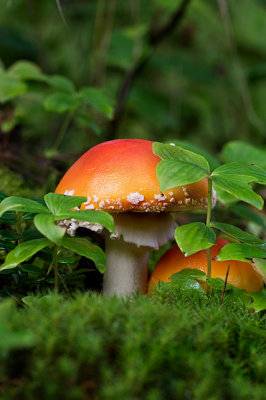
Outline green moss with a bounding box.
[0,166,31,197]
[0,292,265,400]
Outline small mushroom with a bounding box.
[148,238,264,293]
[55,139,215,296]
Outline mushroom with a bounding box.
[148,238,264,293]
[55,139,215,296]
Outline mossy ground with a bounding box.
[0,287,265,400]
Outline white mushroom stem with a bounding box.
[102,212,177,296]
[103,236,148,296]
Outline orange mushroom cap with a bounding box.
[149,238,264,293]
[55,139,214,213]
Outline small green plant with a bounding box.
[153,140,266,296]
[0,192,114,296]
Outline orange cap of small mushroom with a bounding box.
[55,139,215,212]
[148,238,264,293]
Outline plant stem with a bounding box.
[52,246,59,293]
[52,111,74,151]
[206,177,213,289]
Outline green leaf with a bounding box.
[21,264,43,274]
[166,140,220,171]
[44,92,79,113]
[0,240,16,251]
[175,222,216,256]
[212,175,263,210]
[170,268,207,282]
[79,87,114,119]
[207,277,231,291]
[0,196,50,218]
[251,258,266,280]
[44,193,87,215]
[213,162,266,184]
[61,237,105,273]
[0,239,50,270]
[169,269,207,296]
[55,210,115,232]
[8,61,45,81]
[230,204,266,229]
[34,214,66,245]
[45,75,75,93]
[215,243,266,263]
[211,222,265,247]
[222,141,266,168]
[0,230,21,241]
[153,142,210,172]
[247,291,266,312]
[153,142,210,191]
[0,70,27,102]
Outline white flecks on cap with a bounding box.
[93,195,99,203]
[178,200,183,205]
[154,193,167,201]
[85,204,95,210]
[191,199,197,205]
[105,199,110,204]
[169,192,173,196]
[73,206,80,210]
[170,198,175,203]
[182,187,190,197]
[127,192,144,205]
[84,196,91,205]
[99,200,105,208]
[64,189,75,196]
[109,205,115,210]
[185,198,191,205]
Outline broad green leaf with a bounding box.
[21,264,43,274]
[212,175,263,210]
[222,141,266,168]
[211,222,265,247]
[0,238,50,270]
[79,87,114,118]
[170,268,207,282]
[34,214,66,245]
[0,70,27,102]
[215,243,266,263]
[44,92,79,113]
[156,160,209,191]
[169,269,207,296]
[0,196,49,217]
[166,139,220,171]
[213,162,266,184]
[215,186,238,205]
[175,222,216,256]
[45,75,75,93]
[8,61,45,81]
[61,237,105,273]
[55,210,114,232]
[251,258,266,281]
[230,204,266,229]
[44,193,87,215]
[247,292,266,312]
[153,142,210,172]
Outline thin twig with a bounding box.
[56,0,68,27]
[107,0,192,139]
[220,264,230,306]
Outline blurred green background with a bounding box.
[0,0,266,194]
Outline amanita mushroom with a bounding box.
[56,139,215,296]
[148,238,264,293]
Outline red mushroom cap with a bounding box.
[148,238,264,293]
[56,139,214,212]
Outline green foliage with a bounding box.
[175,222,216,256]
[0,293,265,399]
[0,193,114,291]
